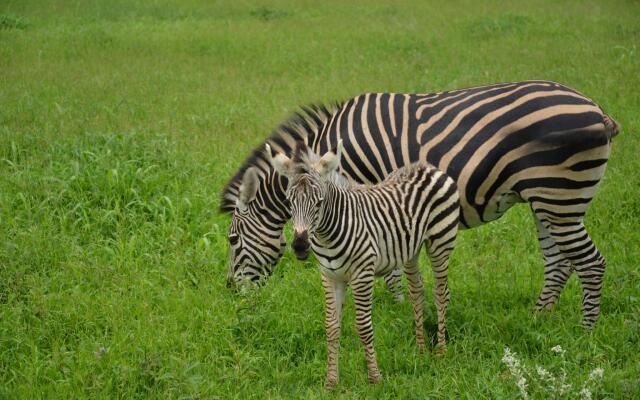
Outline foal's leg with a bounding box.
[403,255,426,352]
[322,274,346,389]
[352,265,381,384]
[426,225,457,354]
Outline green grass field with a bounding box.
[1,0,639,398]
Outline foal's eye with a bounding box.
[229,234,240,246]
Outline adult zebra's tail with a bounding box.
[603,114,620,140]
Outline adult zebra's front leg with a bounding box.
[322,274,346,390]
[351,266,381,385]
[533,213,574,313]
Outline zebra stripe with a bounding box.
[222,80,619,328]
[269,141,459,388]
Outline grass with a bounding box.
[1,0,639,398]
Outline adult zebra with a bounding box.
[221,80,620,329]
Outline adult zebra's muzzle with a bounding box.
[292,231,310,260]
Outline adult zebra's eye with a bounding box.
[229,234,240,246]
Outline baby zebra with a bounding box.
[267,140,460,388]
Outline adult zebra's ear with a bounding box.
[237,167,259,211]
[265,143,293,177]
[315,139,343,177]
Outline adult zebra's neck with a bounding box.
[257,168,291,225]
[220,104,339,214]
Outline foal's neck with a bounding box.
[315,179,359,243]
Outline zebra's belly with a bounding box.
[314,246,399,282]
[316,256,360,282]
[374,251,417,274]
[317,257,400,282]
[459,190,524,228]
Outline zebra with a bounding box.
[222,80,620,329]
[226,165,404,300]
[268,140,460,388]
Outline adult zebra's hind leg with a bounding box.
[383,267,404,303]
[533,212,574,313]
[403,256,425,353]
[536,214,606,329]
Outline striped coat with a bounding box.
[222,80,619,328]
[269,141,459,387]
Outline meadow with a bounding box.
[1,0,639,398]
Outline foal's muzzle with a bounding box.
[291,231,310,260]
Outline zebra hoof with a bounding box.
[368,372,381,385]
[533,302,555,314]
[581,318,597,331]
[324,378,338,390]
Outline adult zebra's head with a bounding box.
[268,140,343,260]
[220,104,337,288]
[225,166,288,288]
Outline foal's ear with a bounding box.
[237,167,259,211]
[265,143,293,177]
[315,139,343,176]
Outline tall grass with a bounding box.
[1,0,638,398]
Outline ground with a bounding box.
[0,0,639,398]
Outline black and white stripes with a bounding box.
[222,80,619,328]
[269,141,459,388]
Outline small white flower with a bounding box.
[517,376,529,399]
[551,345,565,354]
[502,348,529,399]
[559,382,572,395]
[580,387,592,400]
[502,348,516,366]
[536,366,550,380]
[93,346,106,358]
[589,367,604,381]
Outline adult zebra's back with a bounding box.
[221,80,620,328]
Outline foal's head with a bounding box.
[267,140,343,260]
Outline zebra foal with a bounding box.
[268,140,460,388]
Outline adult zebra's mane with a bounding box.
[292,141,354,189]
[219,102,342,213]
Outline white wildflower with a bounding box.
[93,346,106,358]
[502,345,603,399]
[559,382,572,396]
[502,348,529,399]
[536,366,550,380]
[502,347,518,368]
[580,387,592,400]
[517,376,528,398]
[589,367,604,381]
